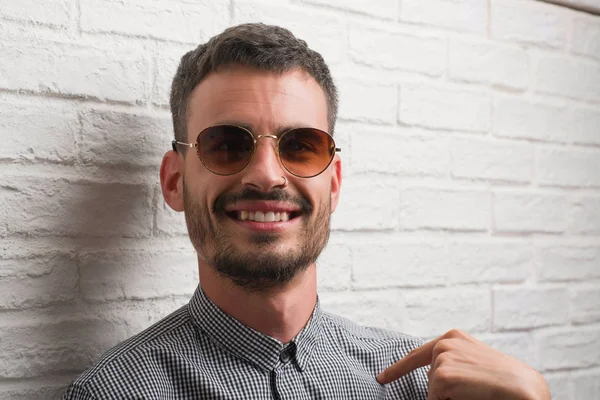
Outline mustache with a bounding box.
[213,188,313,215]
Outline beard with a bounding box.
[183,183,331,292]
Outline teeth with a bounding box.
[236,210,291,222]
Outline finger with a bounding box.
[377,336,442,385]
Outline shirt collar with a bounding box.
[188,285,322,372]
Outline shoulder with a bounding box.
[62,305,195,399]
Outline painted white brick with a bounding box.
[0,176,153,238]
[155,197,189,236]
[493,287,569,330]
[0,0,72,27]
[0,253,61,279]
[493,96,600,145]
[536,147,600,188]
[491,0,567,48]
[402,288,491,338]
[544,373,571,400]
[479,332,537,369]
[320,290,408,332]
[352,239,531,289]
[399,187,489,231]
[401,0,488,34]
[450,136,533,183]
[338,80,397,124]
[536,327,600,370]
[571,15,600,60]
[0,99,78,162]
[570,286,600,324]
[350,128,450,177]
[299,0,398,19]
[234,0,347,65]
[79,108,172,167]
[79,250,197,301]
[81,0,229,43]
[569,196,600,235]
[348,24,445,76]
[532,51,600,102]
[448,39,529,89]
[316,241,352,291]
[536,244,600,281]
[573,372,600,399]
[492,191,570,233]
[331,176,400,231]
[153,43,195,107]
[0,258,77,309]
[0,384,66,400]
[0,39,151,104]
[399,86,491,133]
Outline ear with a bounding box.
[160,150,184,212]
[329,155,342,213]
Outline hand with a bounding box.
[376,329,550,400]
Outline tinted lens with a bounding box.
[279,128,335,177]
[197,126,254,175]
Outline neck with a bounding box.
[198,259,318,344]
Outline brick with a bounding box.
[544,373,571,400]
[0,319,131,378]
[493,96,600,145]
[0,0,71,27]
[402,288,491,338]
[0,383,66,400]
[0,39,150,104]
[299,0,398,19]
[79,249,198,301]
[316,240,352,291]
[536,147,600,188]
[451,136,533,183]
[493,287,569,330]
[536,244,600,281]
[571,15,600,60]
[492,191,570,233]
[479,333,537,369]
[153,43,195,106]
[338,80,397,124]
[401,0,488,34]
[352,239,531,289]
[399,86,491,133]
[570,286,600,324]
[350,128,450,177]
[532,52,600,102]
[155,197,189,237]
[569,196,600,235]
[79,108,172,167]
[448,39,528,89]
[0,176,153,238]
[536,327,600,370]
[320,290,407,332]
[234,0,346,65]
[490,0,567,49]
[0,255,77,309]
[399,187,489,231]
[0,99,78,162]
[81,0,229,43]
[573,372,600,399]
[348,24,445,76]
[331,176,399,231]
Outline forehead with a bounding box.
[186,66,328,140]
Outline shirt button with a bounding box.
[279,350,292,363]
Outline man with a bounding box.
[62,23,550,399]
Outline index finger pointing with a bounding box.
[376,337,440,385]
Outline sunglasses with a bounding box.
[172,125,341,178]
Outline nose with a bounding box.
[240,136,287,192]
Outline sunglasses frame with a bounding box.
[172,124,341,178]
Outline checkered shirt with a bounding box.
[62,285,429,399]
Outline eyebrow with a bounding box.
[211,121,310,136]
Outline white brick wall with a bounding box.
[0,0,599,398]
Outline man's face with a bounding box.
[181,66,341,291]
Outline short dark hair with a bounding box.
[169,23,338,143]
